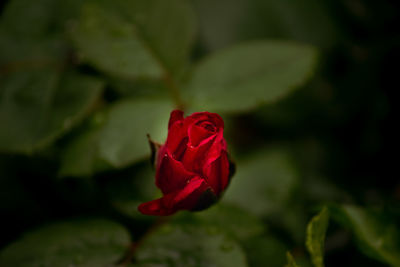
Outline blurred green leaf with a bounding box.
[178,203,265,241]
[193,0,340,52]
[240,0,342,49]
[0,219,130,266]
[279,204,309,245]
[0,35,67,68]
[0,0,81,38]
[175,204,288,267]
[134,224,248,267]
[330,205,400,266]
[70,3,161,79]
[0,0,55,38]
[223,148,298,217]
[115,0,196,78]
[285,252,300,267]
[110,77,170,99]
[59,98,172,175]
[105,163,160,220]
[183,41,317,113]
[99,99,173,168]
[191,0,249,51]
[59,121,109,177]
[303,175,351,203]
[243,236,287,267]
[306,207,329,267]
[0,71,103,153]
[70,0,195,79]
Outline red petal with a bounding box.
[138,198,176,216]
[181,135,216,172]
[203,150,230,196]
[138,177,207,216]
[188,124,215,147]
[166,176,205,208]
[165,111,224,160]
[156,151,196,194]
[218,151,230,191]
[173,137,188,161]
[168,110,184,129]
[165,118,189,155]
[189,112,224,130]
[204,132,226,164]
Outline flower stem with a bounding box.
[163,74,185,111]
[118,217,170,266]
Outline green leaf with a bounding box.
[70,3,161,79]
[70,0,195,79]
[306,207,329,267]
[223,148,298,216]
[115,0,196,78]
[183,41,317,113]
[178,203,265,241]
[59,98,173,175]
[58,120,111,177]
[174,204,287,267]
[0,0,52,38]
[0,0,83,39]
[98,99,173,168]
[0,71,103,153]
[0,219,131,267]
[191,0,249,51]
[285,252,300,267]
[0,35,67,68]
[279,205,309,246]
[330,204,400,266]
[109,77,170,99]
[134,224,248,267]
[1,0,59,38]
[193,0,340,51]
[240,0,342,49]
[104,163,160,220]
[243,236,288,267]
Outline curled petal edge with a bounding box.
[138,177,208,216]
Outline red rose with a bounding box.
[138,110,233,216]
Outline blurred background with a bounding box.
[0,0,399,266]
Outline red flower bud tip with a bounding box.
[138,110,233,216]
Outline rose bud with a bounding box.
[138,110,234,216]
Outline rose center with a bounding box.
[187,120,217,148]
[197,121,216,133]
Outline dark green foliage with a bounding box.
[0,219,130,266]
[134,224,248,267]
[0,0,398,266]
